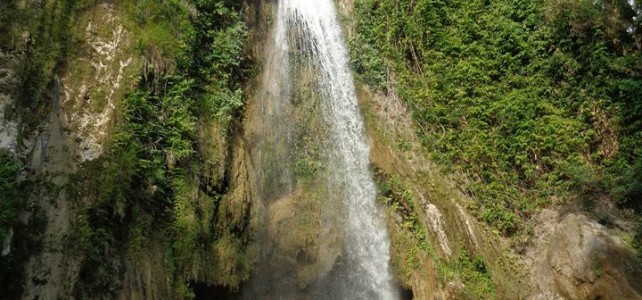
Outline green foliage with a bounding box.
[187,0,249,124]
[375,170,436,285]
[0,0,94,133]
[1,0,250,296]
[188,0,247,73]
[349,7,387,89]
[376,170,497,299]
[74,224,121,299]
[74,77,201,297]
[613,159,642,211]
[0,155,41,299]
[293,157,322,179]
[351,0,642,236]
[72,0,252,297]
[445,252,496,299]
[126,0,193,81]
[0,154,21,242]
[13,1,77,132]
[634,223,642,261]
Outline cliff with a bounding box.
[0,0,640,299]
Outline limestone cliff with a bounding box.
[0,0,259,298]
[1,0,641,299]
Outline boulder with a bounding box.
[531,213,642,300]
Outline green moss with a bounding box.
[443,251,496,299]
[375,169,498,299]
[0,155,31,298]
[69,0,254,297]
[0,155,21,241]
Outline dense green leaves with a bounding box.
[352,0,642,235]
[73,0,252,297]
[0,153,35,299]
[0,155,21,242]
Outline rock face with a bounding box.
[0,2,138,298]
[0,52,19,153]
[19,4,136,299]
[265,186,343,289]
[531,213,642,300]
[61,3,135,162]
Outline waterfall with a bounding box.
[243,1,398,299]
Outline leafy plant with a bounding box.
[351,0,642,236]
[72,0,254,297]
[0,155,21,242]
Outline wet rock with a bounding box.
[2,227,13,256]
[530,213,642,300]
[61,3,135,163]
[265,186,343,289]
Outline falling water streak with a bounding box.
[425,203,452,257]
[256,2,294,203]
[456,203,479,248]
[278,1,398,299]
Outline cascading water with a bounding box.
[282,1,398,298]
[243,1,399,299]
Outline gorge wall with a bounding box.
[0,0,641,299]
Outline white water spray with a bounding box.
[275,1,398,299]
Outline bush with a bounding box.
[73,0,253,296]
[0,155,21,242]
[350,0,642,235]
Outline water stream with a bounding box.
[243,1,398,299]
